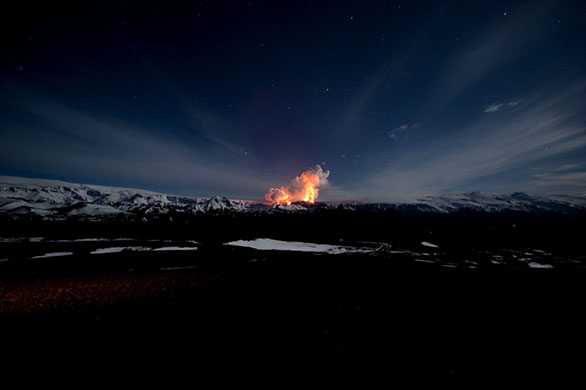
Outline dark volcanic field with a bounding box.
[1,210,585,387]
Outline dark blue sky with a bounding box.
[1,0,585,200]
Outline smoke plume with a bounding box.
[265,164,330,205]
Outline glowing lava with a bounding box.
[265,164,330,205]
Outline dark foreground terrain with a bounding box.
[1,211,585,387]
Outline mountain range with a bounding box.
[1,175,585,219]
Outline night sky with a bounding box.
[1,1,586,201]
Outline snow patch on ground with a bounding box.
[528,262,554,269]
[90,245,198,254]
[160,265,198,271]
[30,252,73,259]
[421,241,439,248]
[46,238,133,243]
[152,247,198,251]
[226,238,369,254]
[90,247,150,254]
[67,204,124,216]
[0,238,22,243]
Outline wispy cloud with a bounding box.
[388,124,409,139]
[184,104,247,156]
[529,171,586,193]
[151,70,248,157]
[0,88,273,199]
[435,3,552,106]
[347,81,586,199]
[528,163,585,193]
[337,71,388,139]
[389,124,420,140]
[484,101,520,113]
[334,47,420,142]
[484,103,505,113]
[553,164,581,172]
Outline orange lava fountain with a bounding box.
[265,165,330,205]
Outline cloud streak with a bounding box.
[389,124,409,139]
[0,87,274,199]
[484,101,520,113]
[348,81,586,199]
[530,171,586,192]
[484,103,505,113]
[434,2,553,106]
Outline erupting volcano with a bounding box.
[265,165,330,205]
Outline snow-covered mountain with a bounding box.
[0,176,249,218]
[338,191,586,214]
[1,176,585,219]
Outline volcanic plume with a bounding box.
[265,164,330,205]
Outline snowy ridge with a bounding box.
[1,176,586,219]
[0,175,250,217]
[335,191,586,214]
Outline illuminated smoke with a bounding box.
[265,164,330,205]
